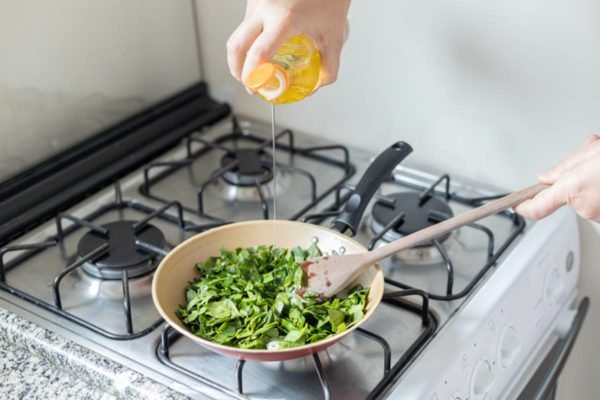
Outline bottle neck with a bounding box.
[257,67,288,101]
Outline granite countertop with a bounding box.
[1,343,115,400]
[0,307,190,400]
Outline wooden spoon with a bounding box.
[302,182,548,299]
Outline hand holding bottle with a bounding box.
[227,0,351,92]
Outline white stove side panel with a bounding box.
[393,207,580,400]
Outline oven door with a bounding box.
[516,297,589,400]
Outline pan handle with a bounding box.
[332,141,413,235]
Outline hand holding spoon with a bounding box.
[302,183,548,300]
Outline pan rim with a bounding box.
[152,219,384,357]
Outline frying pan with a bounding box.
[152,141,412,361]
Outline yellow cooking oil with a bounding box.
[245,35,322,219]
[245,35,321,220]
[245,34,321,105]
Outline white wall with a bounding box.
[0,0,200,181]
[194,1,600,398]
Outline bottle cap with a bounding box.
[246,62,288,101]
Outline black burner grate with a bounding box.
[0,183,221,339]
[156,289,436,400]
[371,192,454,246]
[304,173,526,301]
[77,220,166,279]
[140,116,355,222]
[220,148,274,186]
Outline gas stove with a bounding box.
[0,85,586,399]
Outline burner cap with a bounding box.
[77,220,166,280]
[371,192,454,246]
[220,148,273,187]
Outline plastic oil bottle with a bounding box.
[245,34,321,105]
[245,27,349,219]
[245,34,322,221]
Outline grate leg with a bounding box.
[235,359,246,394]
[312,354,331,400]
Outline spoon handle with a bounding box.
[367,182,548,264]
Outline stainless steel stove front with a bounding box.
[0,115,526,399]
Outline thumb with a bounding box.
[514,183,567,220]
[316,39,343,89]
[582,134,600,147]
[541,134,600,181]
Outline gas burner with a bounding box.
[215,147,292,203]
[371,192,454,264]
[220,148,273,187]
[71,269,154,301]
[77,220,166,280]
[262,335,356,372]
[371,192,454,244]
[214,171,290,203]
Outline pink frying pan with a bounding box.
[152,142,412,361]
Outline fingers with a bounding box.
[536,171,555,185]
[582,134,600,147]
[539,135,600,183]
[540,149,585,183]
[227,20,263,82]
[316,40,343,89]
[567,158,600,221]
[241,25,291,84]
[227,0,351,95]
[524,134,600,221]
[244,0,260,18]
[514,182,568,220]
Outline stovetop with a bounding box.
[0,109,528,399]
[140,117,354,222]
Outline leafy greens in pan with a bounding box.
[177,244,369,350]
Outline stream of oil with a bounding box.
[271,103,277,220]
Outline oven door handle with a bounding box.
[531,296,590,400]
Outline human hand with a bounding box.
[515,135,600,222]
[227,0,351,91]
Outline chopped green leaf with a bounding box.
[307,243,321,258]
[328,309,345,331]
[206,299,239,319]
[176,245,369,350]
[284,329,305,343]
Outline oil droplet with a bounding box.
[339,247,346,254]
[312,236,319,244]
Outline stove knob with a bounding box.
[447,391,464,400]
[470,356,495,400]
[497,325,521,369]
[544,266,563,307]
